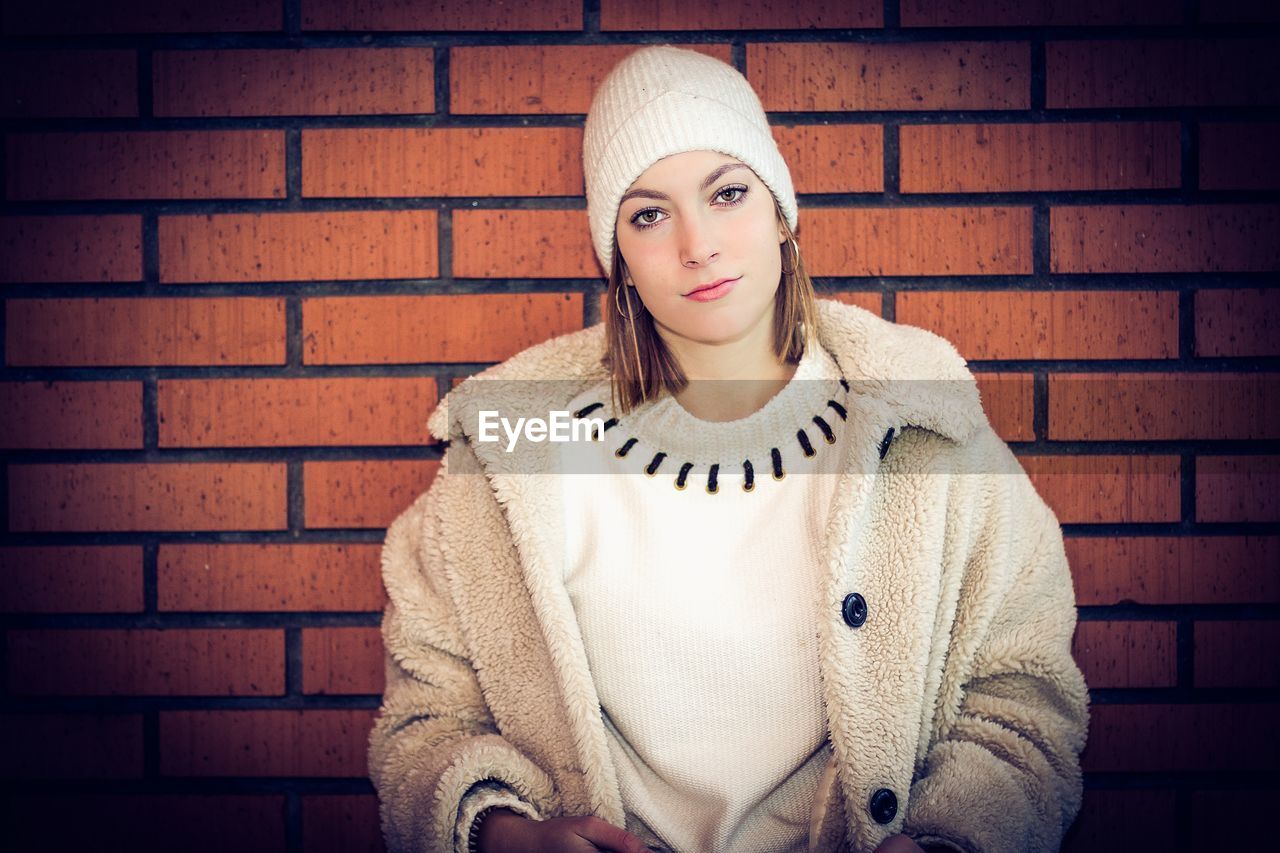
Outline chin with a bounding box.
[664,310,768,348]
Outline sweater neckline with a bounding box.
[626,340,843,460]
[568,342,852,494]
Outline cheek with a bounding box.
[616,233,671,289]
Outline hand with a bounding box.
[476,809,651,853]
[872,834,927,853]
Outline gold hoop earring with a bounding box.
[618,283,646,394]
[615,280,638,319]
[780,235,800,276]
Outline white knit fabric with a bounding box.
[583,45,798,273]
[557,342,848,853]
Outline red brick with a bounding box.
[896,291,1177,361]
[1191,791,1280,850]
[601,0,880,29]
[304,460,439,529]
[822,292,882,314]
[0,215,141,282]
[1202,0,1280,22]
[1200,122,1280,190]
[6,131,284,200]
[301,0,579,30]
[158,543,384,612]
[1046,39,1280,108]
[303,627,384,695]
[452,210,596,278]
[1082,703,1278,772]
[1196,289,1280,357]
[7,795,286,853]
[748,42,1030,112]
[0,713,142,778]
[8,629,284,696]
[0,381,141,449]
[1197,456,1280,523]
[5,298,285,366]
[304,795,385,853]
[159,210,438,283]
[1069,536,1280,606]
[0,50,136,117]
[973,372,1035,442]
[302,128,582,197]
[154,48,434,117]
[1050,205,1280,274]
[803,207,1032,276]
[303,293,583,364]
[1194,621,1280,688]
[450,44,731,115]
[8,462,288,532]
[1,0,280,34]
[901,0,1179,26]
[772,125,884,194]
[1048,373,1279,441]
[900,122,1179,193]
[1072,620,1177,689]
[1020,454,1181,524]
[0,546,143,613]
[1062,789,1175,853]
[159,709,374,777]
[158,377,438,448]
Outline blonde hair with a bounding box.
[602,207,818,416]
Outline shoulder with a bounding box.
[813,298,987,446]
[427,323,608,442]
[814,298,972,382]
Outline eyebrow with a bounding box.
[618,163,750,206]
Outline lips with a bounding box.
[684,276,741,301]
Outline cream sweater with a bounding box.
[555,342,849,852]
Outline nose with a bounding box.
[679,213,718,269]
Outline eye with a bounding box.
[715,184,748,205]
[629,207,667,231]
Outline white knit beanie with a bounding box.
[583,45,798,274]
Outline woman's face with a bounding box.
[615,149,786,352]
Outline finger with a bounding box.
[575,817,650,853]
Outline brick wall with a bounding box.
[1,1,1277,851]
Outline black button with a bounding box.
[841,592,867,628]
[869,787,897,824]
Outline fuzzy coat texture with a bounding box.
[368,299,1090,853]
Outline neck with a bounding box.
[661,316,799,422]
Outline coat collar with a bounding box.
[428,299,985,447]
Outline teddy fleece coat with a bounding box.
[368,299,1090,853]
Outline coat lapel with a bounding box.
[430,325,627,824]
[809,302,984,849]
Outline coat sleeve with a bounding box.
[368,448,559,853]
[902,429,1090,853]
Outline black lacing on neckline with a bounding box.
[770,447,785,481]
[813,415,835,444]
[796,429,815,458]
[878,427,896,460]
[568,377,899,494]
[675,462,694,490]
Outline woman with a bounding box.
[369,46,1089,853]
